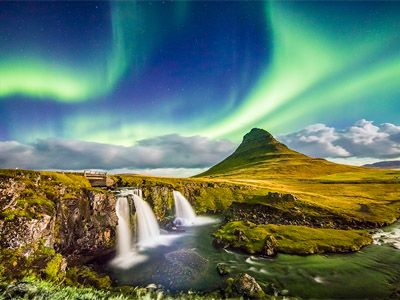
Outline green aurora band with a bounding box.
[201,2,400,140]
[1,1,399,145]
[0,6,126,102]
[0,2,186,103]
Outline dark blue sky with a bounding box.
[0,1,400,174]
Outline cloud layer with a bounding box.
[278,119,400,159]
[0,134,236,173]
[1,119,399,176]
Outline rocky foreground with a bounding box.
[0,274,298,300]
[0,169,301,299]
[0,164,399,298]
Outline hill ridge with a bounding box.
[195,127,360,178]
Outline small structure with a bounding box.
[84,170,113,187]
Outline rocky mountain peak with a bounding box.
[242,128,279,146]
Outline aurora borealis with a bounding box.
[1,1,400,175]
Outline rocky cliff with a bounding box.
[0,170,118,267]
[112,175,248,220]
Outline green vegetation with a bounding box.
[0,277,233,300]
[0,243,115,291]
[44,254,63,281]
[0,169,90,189]
[113,167,400,227]
[195,187,243,212]
[0,242,63,282]
[0,169,93,221]
[66,266,111,289]
[214,221,373,255]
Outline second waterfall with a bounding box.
[133,194,160,247]
[173,191,197,226]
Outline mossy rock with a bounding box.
[221,273,265,299]
[216,263,231,276]
[66,266,111,289]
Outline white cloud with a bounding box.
[0,134,237,176]
[2,120,399,175]
[107,168,208,178]
[278,119,400,159]
[278,123,350,157]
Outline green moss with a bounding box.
[0,243,66,282]
[60,192,77,200]
[66,266,111,289]
[0,169,99,222]
[44,254,63,281]
[215,221,373,255]
[18,195,55,211]
[0,208,31,221]
[0,247,24,280]
[0,194,55,221]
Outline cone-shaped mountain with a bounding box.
[196,128,360,178]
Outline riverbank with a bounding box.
[213,221,373,255]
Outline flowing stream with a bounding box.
[104,189,400,298]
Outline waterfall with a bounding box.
[115,197,132,258]
[119,188,141,198]
[173,191,196,226]
[133,194,160,247]
[132,188,142,198]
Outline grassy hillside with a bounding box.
[195,128,362,179]
[192,128,400,225]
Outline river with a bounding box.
[98,214,400,299]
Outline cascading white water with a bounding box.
[173,191,196,226]
[112,188,210,269]
[112,189,163,268]
[133,194,160,247]
[132,188,142,198]
[115,197,132,258]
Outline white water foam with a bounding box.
[373,227,400,250]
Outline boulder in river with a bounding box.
[216,263,231,275]
[222,273,265,299]
[261,235,278,256]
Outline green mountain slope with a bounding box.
[196,128,360,178]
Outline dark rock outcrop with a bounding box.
[54,190,117,263]
[0,215,55,256]
[232,273,265,299]
[268,192,297,202]
[222,273,265,299]
[226,201,382,230]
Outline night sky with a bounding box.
[1,1,400,175]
